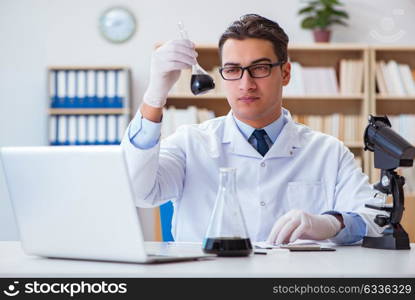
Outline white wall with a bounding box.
[0,0,48,240]
[1,0,415,240]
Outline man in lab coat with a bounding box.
[121,14,383,244]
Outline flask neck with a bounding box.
[218,169,236,193]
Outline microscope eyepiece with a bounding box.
[364,115,415,169]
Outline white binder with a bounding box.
[97,115,107,144]
[78,115,87,145]
[68,115,77,145]
[57,115,67,145]
[107,115,117,144]
[87,115,97,144]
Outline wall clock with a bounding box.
[99,7,136,43]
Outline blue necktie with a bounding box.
[252,129,269,156]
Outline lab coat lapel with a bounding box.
[222,111,263,159]
[264,119,303,159]
[221,109,304,159]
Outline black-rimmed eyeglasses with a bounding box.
[219,61,284,81]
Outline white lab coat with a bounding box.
[121,109,384,242]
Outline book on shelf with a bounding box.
[400,64,415,96]
[375,60,415,96]
[48,114,127,146]
[388,114,415,145]
[284,62,305,95]
[285,65,338,96]
[284,60,364,96]
[388,60,406,96]
[161,106,215,139]
[339,59,364,95]
[292,114,363,144]
[375,61,388,95]
[49,68,128,108]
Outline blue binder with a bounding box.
[107,71,116,108]
[160,201,174,242]
[51,70,58,108]
[64,115,70,145]
[64,70,70,108]
[86,71,97,108]
[50,115,58,145]
[56,70,66,108]
[77,70,86,108]
[114,70,123,108]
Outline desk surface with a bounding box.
[1,242,415,278]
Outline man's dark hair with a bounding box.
[218,14,289,63]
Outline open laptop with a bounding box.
[1,146,213,263]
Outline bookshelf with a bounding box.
[370,46,415,195]
[370,46,415,114]
[167,43,371,174]
[47,66,131,146]
[370,46,415,242]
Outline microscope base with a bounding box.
[362,228,410,250]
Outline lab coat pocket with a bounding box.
[287,181,328,214]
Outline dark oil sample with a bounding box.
[203,168,252,257]
[191,74,215,95]
[203,237,253,257]
[178,22,215,95]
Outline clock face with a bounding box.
[99,7,136,43]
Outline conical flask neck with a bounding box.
[218,169,236,194]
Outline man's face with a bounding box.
[221,38,290,127]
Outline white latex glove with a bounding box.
[143,39,197,108]
[266,210,342,245]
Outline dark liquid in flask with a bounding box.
[203,237,253,257]
[190,74,215,95]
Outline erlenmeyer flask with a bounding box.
[178,22,215,95]
[202,168,253,256]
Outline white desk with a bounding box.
[1,242,415,278]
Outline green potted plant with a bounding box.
[298,0,349,43]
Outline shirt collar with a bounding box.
[222,108,304,158]
[232,109,286,144]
